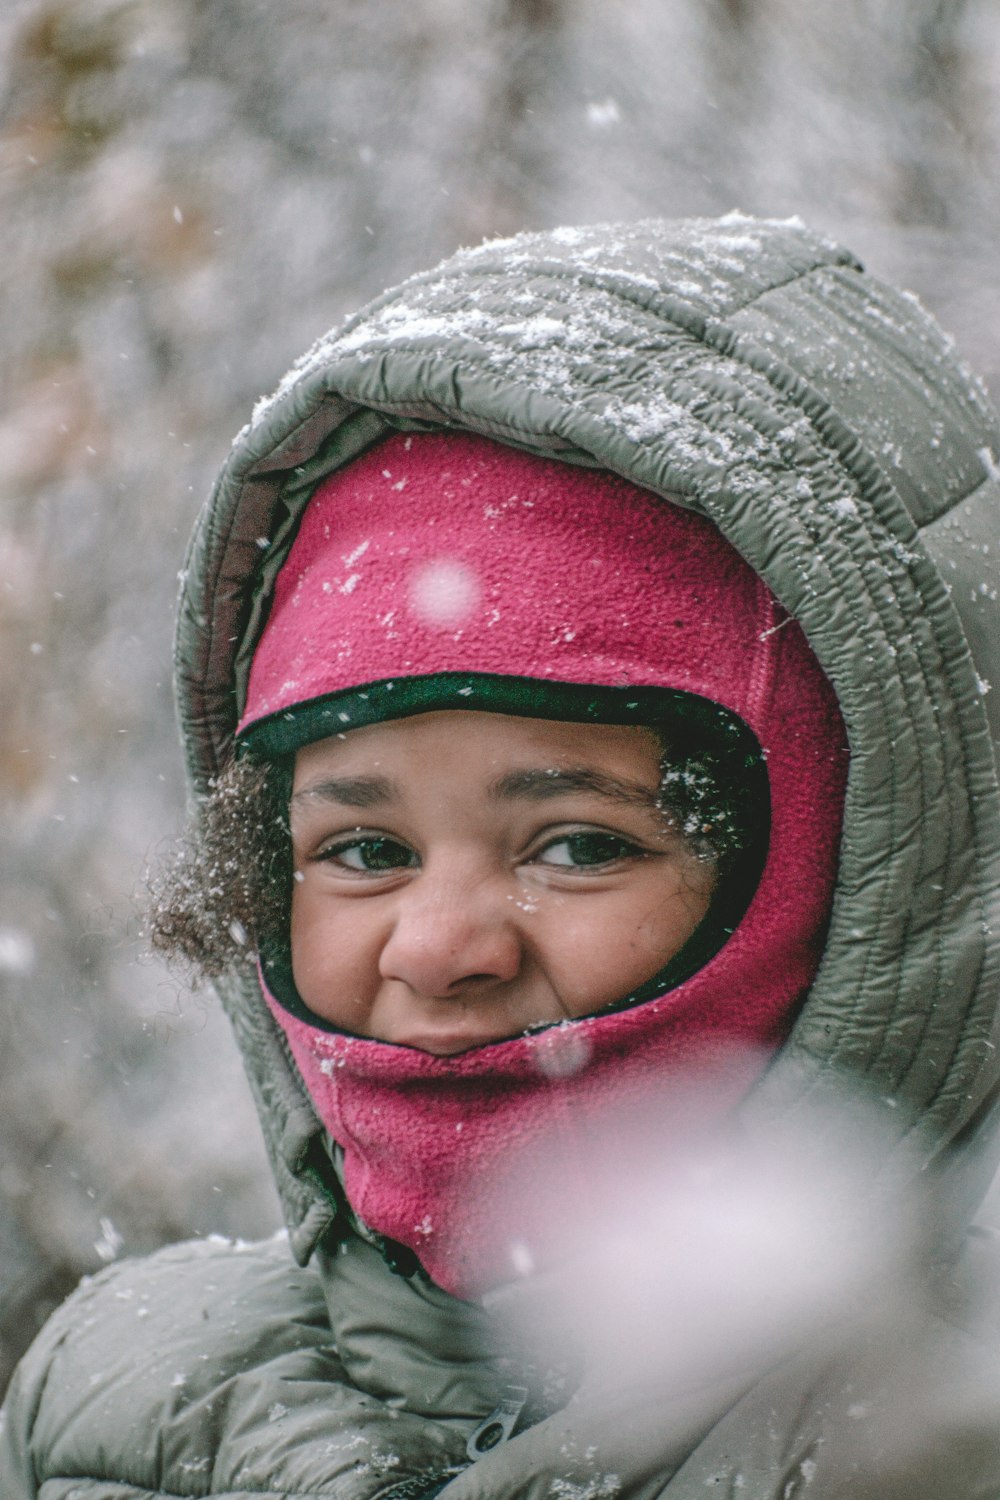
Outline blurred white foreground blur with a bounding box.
[486,1068,915,1396]
[444,1069,1000,1496]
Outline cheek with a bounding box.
[640,876,713,953]
[544,871,714,1010]
[289,885,327,1000]
[289,877,316,953]
[289,884,377,1019]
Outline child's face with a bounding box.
[289,711,716,1055]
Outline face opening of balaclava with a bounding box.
[237,430,848,1300]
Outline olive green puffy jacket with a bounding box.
[4,215,1000,1497]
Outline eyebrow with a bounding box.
[488,767,659,809]
[291,775,398,808]
[290,767,660,811]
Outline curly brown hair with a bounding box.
[147,755,293,977]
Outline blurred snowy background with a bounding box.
[2,0,1000,1393]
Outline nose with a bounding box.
[378,866,522,998]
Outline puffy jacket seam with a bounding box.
[303,271,848,435]
[915,463,1000,1078]
[319,343,834,480]
[372,255,853,327]
[836,534,971,1100]
[897,604,968,1098]
[912,747,990,1121]
[799,539,901,1077]
[725,260,859,315]
[916,469,996,531]
[890,657,950,1094]
[821,462,995,1110]
[888,550,989,1107]
[826,551,932,1091]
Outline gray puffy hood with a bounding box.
[174,214,1000,1264]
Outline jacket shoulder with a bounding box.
[0,1234,464,1499]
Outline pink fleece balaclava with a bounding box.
[239,431,848,1300]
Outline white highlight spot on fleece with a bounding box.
[408,558,480,627]
[531,1025,592,1079]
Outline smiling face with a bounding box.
[289,711,717,1055]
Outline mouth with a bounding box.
[394,1026,512,1057]
[386,988,568,1056]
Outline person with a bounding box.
[2,214,1000,1497]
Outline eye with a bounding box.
[320,835,418,873]
[534,831,644,869]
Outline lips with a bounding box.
[377,981,563,1055]
[390,1026,516,1056]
